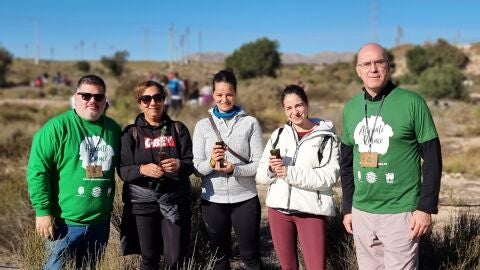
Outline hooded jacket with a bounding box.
[118,113,194,205]
[192,107,263,203]
[256,119,340,216]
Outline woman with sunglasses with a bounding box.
[192,69,264,270]
[118,80,194,269]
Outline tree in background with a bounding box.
[101,51,129,77]
[419,64,467,99]
[405,39,469,99]
[0,47,13,87]
[76,61,91,72]
[406,39,469,75]
[225,37,281,79]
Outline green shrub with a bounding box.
[406,39,469,75]
[101,51,129,77]
[0,47,13,87]
[225,38,281,79]
[420,211,480,269]
[419,64,467,99]
[76,61,91,72]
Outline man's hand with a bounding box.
[36,215,55,239]
[410,210,432,240]
[343,213,353,234]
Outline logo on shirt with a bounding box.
[386,172,395,184]
[92,187,102,197]
[79,136,115,171]
[366,171,377,184]
[354,116,393,154]
[77,186,85,196]
[144,136,176,149]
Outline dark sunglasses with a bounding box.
[76,92,106,102]
[138,93,164,104]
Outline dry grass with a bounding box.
[1,59,479,269]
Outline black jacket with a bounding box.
[118,113,194,204]
[118,113,194,255]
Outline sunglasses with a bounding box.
[76,92,106,102]
[138,93,164,104]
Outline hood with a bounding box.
[134,112,173,130]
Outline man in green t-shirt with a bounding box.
[340,43,442,269]
[27,75,121,269]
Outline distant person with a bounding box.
[340,43,442,269]
[167,71,184,112]
[159,74,171,113]
[118,80,194,269]
[188,81,200,106]
[256,85,340,270]
[192,69,264,270]
[26,75,121,269]
[199,81,213,106]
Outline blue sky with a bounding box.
[0,0,479,61]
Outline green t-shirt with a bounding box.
[341,87,438,213]
[27,110,121,225]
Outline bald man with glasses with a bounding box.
[340,43,442,270]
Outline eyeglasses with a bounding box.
[76,92,106,102]
[357,59,389,69]
[138,93,164,104]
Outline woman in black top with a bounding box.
[119,80,194,270]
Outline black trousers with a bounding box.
[201,196,262,270]
[135,202,191,270]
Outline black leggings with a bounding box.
[201,196,262,270]
[135,203,191,270]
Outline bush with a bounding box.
[0,47,13,87]
[76,61,91,72]
[225,38,281,79]
[101,51,129,77]
[406,39,469,75]
[419,64,467,99]
[420,210,480,269]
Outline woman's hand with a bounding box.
[160,158,181,173]
[275,165,288,178]
[211,143,226,163]
[215,160,235,174]
[140,163,164,178]
[268,155,283,173]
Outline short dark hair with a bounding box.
[76,74,106,93]
[281,84,309,107]
[212,68,237,93]
[135,80,167,101]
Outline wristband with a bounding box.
[209,158,216,168]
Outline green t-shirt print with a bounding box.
[342,87,438,214]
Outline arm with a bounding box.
[230,119,264,177]
[340,143,354,214]
[255,133,278,185]
[418,138,442,213]
[192,120,215,177]
[118,127,144,182]
[410,137,442,239]
[162,122,195,179]
[340,142,354,233]
[283,137,340,191]
[26,125,57,238]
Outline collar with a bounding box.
[363,81,396,101]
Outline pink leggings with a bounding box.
[268,208,326,270]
